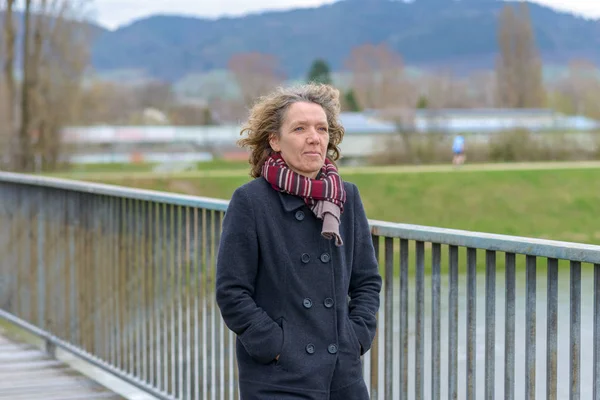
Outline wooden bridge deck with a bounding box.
[0,333,123,400]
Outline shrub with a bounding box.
[371,129,600,165]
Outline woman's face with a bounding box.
[269,101,329,179]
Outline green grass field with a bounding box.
[72,163,600,246]
[60,159,249,174]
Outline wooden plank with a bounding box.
[0,333,122,400]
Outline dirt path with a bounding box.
[51,160,600,181]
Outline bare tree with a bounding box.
[496,5,517,108]
[169,104,215,126]
[228,52,284,108]
[344,43,415,110]
[345,43,422,162]
[418,70,474,109]
[2,0,16,166]
[18,0,34,170]
[73,81,138,125]
[514,2,544,108]
[133,81,174,111]
[496,3,545,108]
[467,70,497,107]
[552,59,600,118]
[5,0,92,171]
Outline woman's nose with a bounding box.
[307,128,319,143]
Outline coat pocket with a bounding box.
[274,317,287,369]
[347,318,361,356]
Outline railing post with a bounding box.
[466,247,477,400]
[504,253,516,400]
[594,263,600,400]
[45,336,57,359]
[448,245,459,400]
[485,250,496,400]
[547,258,559,400]
[570,261,581,400]
[525,255,536,400]
[369,234,379,400]
[431,243,441,400]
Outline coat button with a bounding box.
[295,211,305,221]
[303,298,313,309]
[324,298,334,308]
[320,253,330,263]
[306,343,315,354]
[328,344,338,354]
[301,253,310,263]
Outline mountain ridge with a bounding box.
[4,0,600,82]
[90,0,600,81]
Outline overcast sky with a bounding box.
[91,0,600,30]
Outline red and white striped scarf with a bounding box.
[261,153,346,246]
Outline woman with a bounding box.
[215,83,382,400]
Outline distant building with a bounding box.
[336,112,396,159]
[411,108,600,133]
[61,108,600,164]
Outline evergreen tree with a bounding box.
[416,95,429,109]
[307,59,333,85]
[343,89,361,112]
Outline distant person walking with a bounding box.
[215,83,382,399]
[452,134,465,166]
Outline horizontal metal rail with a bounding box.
[370,219,600,264]
[0,171,229,211]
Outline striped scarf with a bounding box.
[261,153,346,246]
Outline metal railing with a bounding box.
[1,171,599,400]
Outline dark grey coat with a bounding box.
[215,177,382,400]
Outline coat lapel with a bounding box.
[277,190,305,212]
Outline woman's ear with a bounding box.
[269,133,280,152]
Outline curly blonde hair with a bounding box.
[237,83,345,178]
